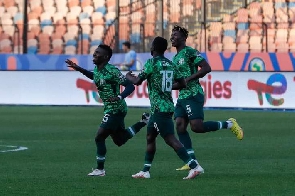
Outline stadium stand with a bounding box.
[0,0,295,54]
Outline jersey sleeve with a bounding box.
[138,59,153,81]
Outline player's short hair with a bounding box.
[153,36,168,54]
[172,25,189,39]
[122,41,131,48]
[98,44,113,59]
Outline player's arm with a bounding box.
[65,59,94,80]
[127,60,150,85]
[119,80,135,99]
[126,71,144,85]
[186,59,211,83]
[109,80,135,102]
[108,69,135,102]
[172,78,186,90]
[172,63,187,90]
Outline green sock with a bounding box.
[178,131,192,149]
[142,152,155,172]
[114,122,146,146]
[221,121,228,129]
[176,147,194,166]
[131,122,146,134]
[187,149,196,160]
[95,140,106,170]
[123,121,146,140]
[177,131,196,159]
[203,121,220,132]
[203,121,228,132]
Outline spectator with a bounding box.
[120,41,137,71]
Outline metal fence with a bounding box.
[2,0,285,54]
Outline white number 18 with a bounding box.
[160,70,173,92]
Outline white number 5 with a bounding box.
[102,114,110,123]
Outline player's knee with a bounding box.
[146,136,154,144]
[146,145,156,154]
[94,136,100,142]
[146,136,156,153]
[113,140,124,147]
[175,119,186,133]
[163,134,180,149]
[95,134,105,142]
[146,134,157,148]
[191,124,204,133]
[111,136,125,147]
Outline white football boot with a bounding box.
[183,164,204,180]
[132,171,150,179]
[88,169,106,176]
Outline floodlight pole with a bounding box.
[23,0,28,53]
[201,0,207,52]
[115,0,120,52]
[158,0,164,37]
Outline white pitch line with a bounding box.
[0,145,28,153]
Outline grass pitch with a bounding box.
[0,106,294,196]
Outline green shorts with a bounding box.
[100,112,126,131]
[174,93,204,120]
[147,112,175,137]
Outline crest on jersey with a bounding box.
[178,58,184,65]
[99,79,106,85]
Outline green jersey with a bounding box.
[173,46,205,99]
[93,63,128,114]
[139,55,183,114]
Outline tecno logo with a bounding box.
[76,78,103,103]
[247,73,287,106]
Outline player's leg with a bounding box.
[89,113,125,176]
[163,133,204,179]
[111,112,150,147]
[125,112,150,139]
[156,112,204,179]
[175,100,198,170]
[191,118,244,140]
[188,93,243,140]
[88,125,111,176]
[132,116,157,179]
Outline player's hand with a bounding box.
[185,78,189,84]
[108,96,120,102]
[65,59,79,70]
[126,71,136,79]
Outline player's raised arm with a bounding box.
[65,59,94,80]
